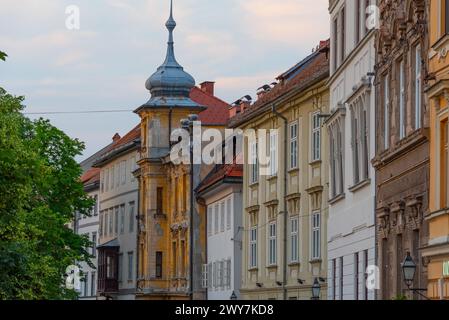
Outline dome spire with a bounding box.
[163,0,179,67]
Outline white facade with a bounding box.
[76,188,99,300]
[327,0,376,300]
[98,149,139,300]
[203,184,242,300]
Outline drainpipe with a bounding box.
[135,167,141,296]
[272,104,288,300]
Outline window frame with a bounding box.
[311,211,321,260]
[289,122,298,169]
[290,217,299,263]
[268,222,277,266]
[249,227,258,268]
[311,112,321,161]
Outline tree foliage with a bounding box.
[0,87,94,299]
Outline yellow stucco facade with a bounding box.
[424,0,449,300]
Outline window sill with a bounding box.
[288,167,299,174]
[266,265,278,270]
[248,267,258,272]
[309,159,322,166]
[328,193,345,205]
[266,175,278,181]
[249,182,259,188]
[309,258,322,264]
[288,262,300,267]
[348,178,371,193]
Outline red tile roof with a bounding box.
[190,86,230,126]
[228,39,330,128]
[196,154,243,194]
[81,167,100,185]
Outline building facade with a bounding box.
[196,159,243,300]
[76,168,100,300]
[326,0,376,300]
[228,41,330,300]
[134,1,230,300]
[95,127,140,300]
[373,0,430,300]
[423,0,449,299]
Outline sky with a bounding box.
[0,0,329,161]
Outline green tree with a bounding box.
[0,86,94,299]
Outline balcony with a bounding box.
[97,239,120,295]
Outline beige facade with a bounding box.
[229,45,330,300]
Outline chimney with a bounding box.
[240,101,250,113]
[112,133,121,142]
[229,105,241,118]
[200,81,215,96]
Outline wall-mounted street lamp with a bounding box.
[401,252,428,300]
[230,291,238,300]
[311,278,321,300]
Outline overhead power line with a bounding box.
[23,109,134,115]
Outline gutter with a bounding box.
[271,103,288,301]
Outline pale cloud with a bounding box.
[54,50,90,67]
[185,32,238,61]
[240,0,329,45]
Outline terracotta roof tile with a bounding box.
[228,40,330,128]
[190,86,230,126]
[81,167,100,185]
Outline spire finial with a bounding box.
[163,0,178,66]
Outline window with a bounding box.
[107,255,114,279]
[99,211,103,237]
[290,217,299,263]
[250,227,257,268]
[180,240,186,277]
[156,187,163,215]
[415,45,422,130]
[91,272,96,297]
[332,259,337,300]
[214,203,219,234]
[201,264,208,289]
[118,254,123,282]
[226,259,231,288]
[83,273,89,297]
[110,166,114,190]
[333,17,338,70]
[207,263,212,289]
[311,212,321,259]
[384,75,390,149]
[121,161,126,185]
[340,6,346,63]
[339,257,344,300]
[250,141,259,184]
[355,0,361,44]
[363,250,369,300]
[93,195,98,216]
[120,205,125,234]
[130,157,136,182]
[354,252,359,300]
[268,222,277,265]
[441,121,448,207]
[115,164,120,188]
[312,113,321,161]
[129,202,135,233]
[220,201,225,232]
[108,209,113,235]
[105,169,109,192]
[156,252,163,279]
[207,206,213,236]
[399,60,406,139]
[100,173,104,193]
[351,97,369,184]
[213,262,217,288]
[114,207,119,235]
[182,174,187,212]
[446,0,449,35]
[289,122,298,169]
[226,197,232,230]
[127,252,133,281]
[172,242,178,277]
[92,232,97,257]
[269,130,278,176]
